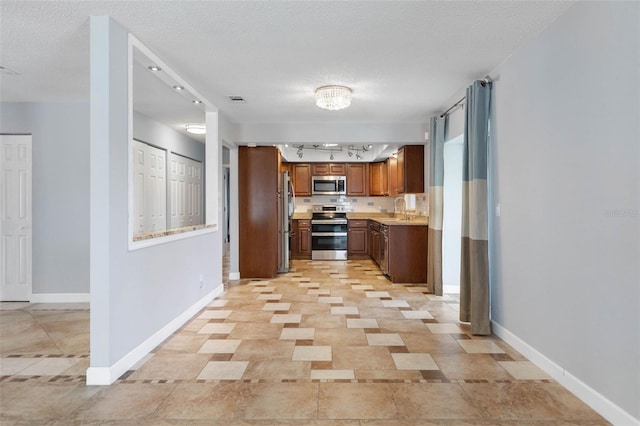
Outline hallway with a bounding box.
[0,259,607,424]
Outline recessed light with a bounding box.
[192,99,202,104]
[148,65,161,72]
[228,96,246,103]
[185,123,206,135]
[323,143,338,147]
[173,85,184,91]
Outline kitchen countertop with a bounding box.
[292,212,428,226]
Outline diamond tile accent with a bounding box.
[457,340,505,354]
[197,339,241,354]
[401,310,434,320]
[196,361,248,380]
[366,333,405,346]
[347,318,379,329]
[197,323,236,335]
[331,306,359,315]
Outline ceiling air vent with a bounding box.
[228,96,246,103]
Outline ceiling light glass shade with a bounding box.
[185,123,206,135]
[315,85,352,111]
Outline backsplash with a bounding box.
[295,194,427,215]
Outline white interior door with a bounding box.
[132,140,167,235]
[1,135,32,301]
[170,153,202,229]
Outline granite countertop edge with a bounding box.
[292,212,428,226]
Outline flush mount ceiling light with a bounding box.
[148,65,161,72]
[315,85,352,111]
[185,123,206,135]
[173,85,184,91]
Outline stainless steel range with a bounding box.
[311,205,348,260]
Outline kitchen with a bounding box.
[238,144,430,285]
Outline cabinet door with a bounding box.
[313,163,346,176]
[396,147,405,194]
[346,163,368,196]
[369,162,388,196]
[298,220,311,256]
[397,145,424,194]
[329,163,346,175]
[348,220,368,257]
[386,157,399,197]
[290,219,300,258]
[292,164,311,196]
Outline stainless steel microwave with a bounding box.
[312,175,347,195]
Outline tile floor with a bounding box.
[0,259,609,424]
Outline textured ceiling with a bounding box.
[1,1,575,125]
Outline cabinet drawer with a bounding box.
[348,219,368,229]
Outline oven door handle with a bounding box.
[311,219,348,224]
[312,232,348,237]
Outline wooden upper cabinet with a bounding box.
[291,163,312,196]
[386,157,399,197]
[312,163,346,176]
[369,162,388,196]
[346,163,368,196]
[396,145,424,194]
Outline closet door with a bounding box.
[132,140,167,235]
[170,153,203,229]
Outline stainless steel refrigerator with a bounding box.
[278,171,295,273]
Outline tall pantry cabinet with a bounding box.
[239,146,282,278]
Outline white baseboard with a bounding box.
[228,272,240,280]
[30,293,90,303]
[86,284,224,386]
[491,320,639,426]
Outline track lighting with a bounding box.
[330,152,334,160]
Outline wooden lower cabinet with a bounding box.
[291,219,311,259]
[347,219,368,259]
[369,220,381,265]
[386,224,428,283]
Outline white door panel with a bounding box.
[169,153,202,229]
[132,140,167,235]
[1,135,32,301]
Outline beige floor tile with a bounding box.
[197,322,237,335]
[498,361,552,380]
[366,333,405,346]
[197,339,242,354]
[318,297,344,304]
[243,360,311,380]
[232,340,295,361]
[426,323,465,334]
[228,323,282,340]
[256,293,282,301]
[17,357,81,376]
[197,361,249,380]
[314,328,368,347]
[311,369,355,380]
[270,314,302,323]
[236,383,318,419]
[391,353,439,370]
[251,286,276,293]
[207,299,228,307]
[351,285,374,290]
[300,314,346,329]
[280,327,315,340]
[391,382,485,419]
[401,310,434,320]
[160,334,210,353]
[77,383,175,421]
[318,383,398,419]
[377,318,429,333]
[2,383,101,421]
[129,353,211,380]
[381,300,410,308]
[0,357,40,375]
[347,318,379,328]
[332,346,395,370]
[400,332,465,354]
[355,369,422,380]
[292,345,332,361]
[365,291,391,298]
[457,339,505,354]
[198,309,232,319]
[432,353,512,380]
[154,382,245,419]
[262,302,291,311]
[331,306,359,315]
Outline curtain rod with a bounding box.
[439,76,492,118]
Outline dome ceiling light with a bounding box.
[315,85,352,111]
[185,123,206,135]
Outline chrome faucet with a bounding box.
[394,197,407,220]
